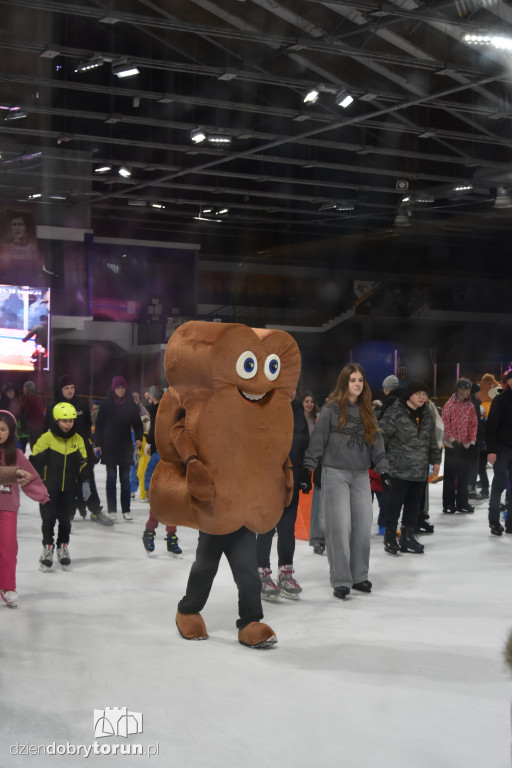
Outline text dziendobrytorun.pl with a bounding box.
[9,742,160,757]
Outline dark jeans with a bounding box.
[386,477,425,532]
[372,490,388,527]
[489,445,512,526]
[442,444,473,509]
[76,443,102,513]
[40,490,74,546]
[256,487,299,569]
[178,527,263,630]
[106,464,131,513]
[478,449,490,493]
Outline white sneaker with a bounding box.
[109,512,117,522]
[122,512,133,522]
[0,590,18,608]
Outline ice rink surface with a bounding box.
[1,464,511,767]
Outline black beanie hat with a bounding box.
[402,379,429,401]
[58,375,74,390]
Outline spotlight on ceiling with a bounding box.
[112,59,140,78]
[190,128,206,144]
[303,88,319,104]
[4,106,27,121]
[94,165,112,174]
[74,55,104,73]
[118,166,132,178]
[464,32,512,51]
[335,90,354,108]
[151,202,165,209]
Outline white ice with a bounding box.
[1,464,511,768]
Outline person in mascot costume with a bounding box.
[150,321,301,648]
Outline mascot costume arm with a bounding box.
[155,386,215,503]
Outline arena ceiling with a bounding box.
[2,0,512,267]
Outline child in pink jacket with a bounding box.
[0,410,49,607]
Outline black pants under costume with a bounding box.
[178,526,263,630]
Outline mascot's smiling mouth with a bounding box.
[239,389,269,402]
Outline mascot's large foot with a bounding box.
[238,622,277,649]
[176,611,209,640]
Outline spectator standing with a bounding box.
[0,383,21,421]
[378,374,402,422]
[486,369,512,536]
[441,378,478,514]
[20,381,45,450]
[94,377,143,522]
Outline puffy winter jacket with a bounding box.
[379,398,441,482]
[486,387,512,453]
[30,424,87,491]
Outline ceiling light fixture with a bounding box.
[118,166,132,178]
[74,55,104,73]
[303,88,319,104]
[4,106,27,121]
[151,202,165,209]
[94,165,112,174]
[112,59,140,78]
[207,134,231,144]
[335,89,354,108]
[191,128,206,144]
[464,32,512,51]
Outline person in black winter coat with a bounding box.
[486,370,512,535]
[256,394,309,600]
[45,375,111,524]
[94,376,143,522]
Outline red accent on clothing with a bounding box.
[442,395,478,445]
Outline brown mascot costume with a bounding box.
[150,321,301,648]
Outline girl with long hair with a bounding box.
[300,364,388,599]
[0,410,49,607]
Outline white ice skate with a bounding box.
[0,590,18,608]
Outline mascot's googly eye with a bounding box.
[264,354,281,381]
[236,351,258,379]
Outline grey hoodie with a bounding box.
[303,401,388,475]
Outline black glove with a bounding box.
[380,473,391,492]
[300,466,313,494]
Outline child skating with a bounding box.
[30,403,88,572]
[142,450,182,557]
[0,410,49,606]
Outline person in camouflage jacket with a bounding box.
[379,379,442,555]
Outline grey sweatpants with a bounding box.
[322,467,373,589]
